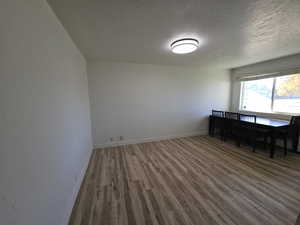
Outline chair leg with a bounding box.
[263,135,267,150]
[222,129,226,142]
[236,135,241,147]
[293,135,299,152]
[284,138,287,156]
[252,138,256,152]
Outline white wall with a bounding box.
[88,61,231,147]
[0,1,93,225]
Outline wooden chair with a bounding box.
[274,116,300,155]
[223,112,239,141]
[239,113,256,123]
[235,114,269,152]
[212,110,224,117]
[225,112,239,120]
[290,116,300,152]
[211,110,225,139]
[295,212,300,225]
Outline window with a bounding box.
[240,74,300,114]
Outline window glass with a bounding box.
[273,74,300,113]
[240,73,300,114]
[240,78,273,113]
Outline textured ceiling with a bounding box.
[47,0,300,68]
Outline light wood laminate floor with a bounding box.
[69,136,300,225]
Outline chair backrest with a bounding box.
[295,212,300,225]
[212,110,224,117]
[290,116,300,127]
[239,113,257,123]
[289,116,300,136]
[225,112,239,120]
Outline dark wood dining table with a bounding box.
[209,115,292,158]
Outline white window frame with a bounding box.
[238,74,300,120]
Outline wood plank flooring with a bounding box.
[69,136,300,225]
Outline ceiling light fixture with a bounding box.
[171,38,199,54]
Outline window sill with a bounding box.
[238,110,294,121]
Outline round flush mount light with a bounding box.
[171,38,199,54]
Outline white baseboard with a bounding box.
[94,129,208,149]
[61,149,92,225]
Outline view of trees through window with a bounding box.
[240,74,300,114]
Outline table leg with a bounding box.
[209,117,215,137]
[270,129,275,158]
[209,117,212,136]
[292,133,299,152]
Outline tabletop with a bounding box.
[240,116,289,127]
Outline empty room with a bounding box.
[1,0,300,225]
